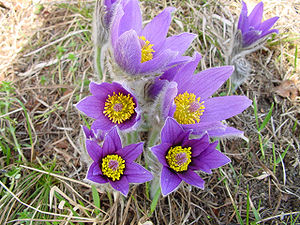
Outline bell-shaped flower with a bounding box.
[76,82,140,132]
[151,117,230,196]
[110,0,197,75]
[159,52,252,138]
[86,127,153,196]
[238,1,279,47]
[102,0,118,27]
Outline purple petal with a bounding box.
[75,96,103,119]
[182,121,226,135]
[109,175,129,196]
[242,31,260,46]
[118,0,142,35]
[89,82,123,100]
[114,29,141,74]
[238,1,248,32]
[166,56,193,67]
[91,117,114,132]
[124,162,153,183]
[138,49,178,75]
[178,170,205,189]
[200,96,252,122]
[87,175,108,184]
[182,133,209,157]
[161,33,197,55]
[160,167,182,196]
[191,141,231,172]
[102,127,122,156]
[82,125,94,139]
[207,126,245,138]
[260,29,279,39]
[161,117,186,145]
[176,66,234,100]
[173,52,202,84]
[141,7,175,47]
[118,142,143,162]
[160,63,185,81]
[105,0,119,10]
[151,143,171,167]
[248,2,264,26]
[87,163,108,184]
[110,4,124,48]
[85,140,102,161]
[117,111,139,130]
[92,162,102,176]
[162,81,178,119]
[148,78,168,99]
[259,17,279,33]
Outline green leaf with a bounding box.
[92,184,101,215]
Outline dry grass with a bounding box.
[0,0,299,224]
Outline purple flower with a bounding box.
[151,117,230,196]
[238,1,279,47]
[110,0,196,75]
[160,52,252,137]
[82,125,105,144]
[86,127,153,196]
[103,0,118,28]
[76,82,140,131]
[104,0,117,11]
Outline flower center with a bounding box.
[173,91,205,124]
[103,92,135,124]
[139,36,155,63]
[166,146,192,172]
[101,154,125,181]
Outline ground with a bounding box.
[0,0,299,224]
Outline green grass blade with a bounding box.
[251,204,261,222]
[275,144,290,164]
[258,135,265,160]
[149,188,161,216]
[272,143,277,174]
[253,97,259,129]
[246,185,250,225]
[258,102,274,132]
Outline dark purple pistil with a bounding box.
[113,103,123,112]
[175,153,187,165]
[109,160,119,171]
[189,101,201,112]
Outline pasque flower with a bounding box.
[76,82,140,131]
[102,0,118,27]
[110,0,196,75]
[160,52,252,137]
[86,127,153,196]
[238,1,279,47]
[82,125,105,144]
[151,117,230,196]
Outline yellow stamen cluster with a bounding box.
[166,146,192,172]
[103,92,135,124]
[139,36,155,63]
[173,91,205,124]
[101,154,125,181]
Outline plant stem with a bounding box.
[96,46,103,81]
